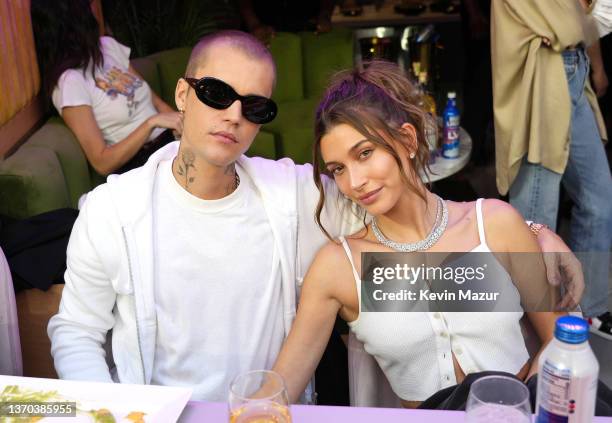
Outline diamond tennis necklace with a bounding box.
[371,195,448,252]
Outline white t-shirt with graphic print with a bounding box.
[52,36,163,146]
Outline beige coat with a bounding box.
[491,0,607,195]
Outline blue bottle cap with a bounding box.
[555,316,589,344]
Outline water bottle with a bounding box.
[442,91,460,158]
[535,316,599,423]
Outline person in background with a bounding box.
[491,0,612,340]
[238,0,335,45]
[593,0,612,39]
[31,0,183,176]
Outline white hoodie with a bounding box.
[48,142,359,387]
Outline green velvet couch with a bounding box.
[0,29,353,219]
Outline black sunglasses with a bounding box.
[184,77,277,124]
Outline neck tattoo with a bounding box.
[224,164,240,195]
[175,150,196,189]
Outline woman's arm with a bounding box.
[61,105,181,175]
[484,199,565,376]
[525,311,563,379]
[484,199,561,311]
[271,243,348,403]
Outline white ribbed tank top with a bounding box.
[341,199,529,401]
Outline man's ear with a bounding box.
[175,78,189,112]
[399,122,418,155]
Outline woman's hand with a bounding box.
[147,112,183,136]
[535,228,584,311]
[271,243,346,403]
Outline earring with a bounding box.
[179,107,185,115]
[410,152,416,159]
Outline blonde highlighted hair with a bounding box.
[313,60,435,240]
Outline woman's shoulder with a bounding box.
[52,68,92,111]
[447,198,517,220]
[313,237,369,274]
[478,198,534,251]
[56,68,87,85]
[446,198,528,249]
[306,240,358,291]
[479,198,524,227]
[99,36,125,50]
[99,36,131,66]
[315,239,351,264]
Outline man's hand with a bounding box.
[536,228,584,311]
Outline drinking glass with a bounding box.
[465,375,532,423]
[228,370,292,423]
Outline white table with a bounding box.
[422,127,472,183]
[179,401,612,422]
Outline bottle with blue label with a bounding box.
[535,316,599,423]
[442,91,460,158]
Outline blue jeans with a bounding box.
[509,48,612,317]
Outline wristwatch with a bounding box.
[528,221,549,236]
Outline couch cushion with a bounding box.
[26,118,91,208]
[247,130,277,160]
[277,126,315,165]
[263,98,318,164]
[152,47,192,107]
[269,32,303,103]
[301,28,354,100]
[0,146,70,219]
[89,165,106,189]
